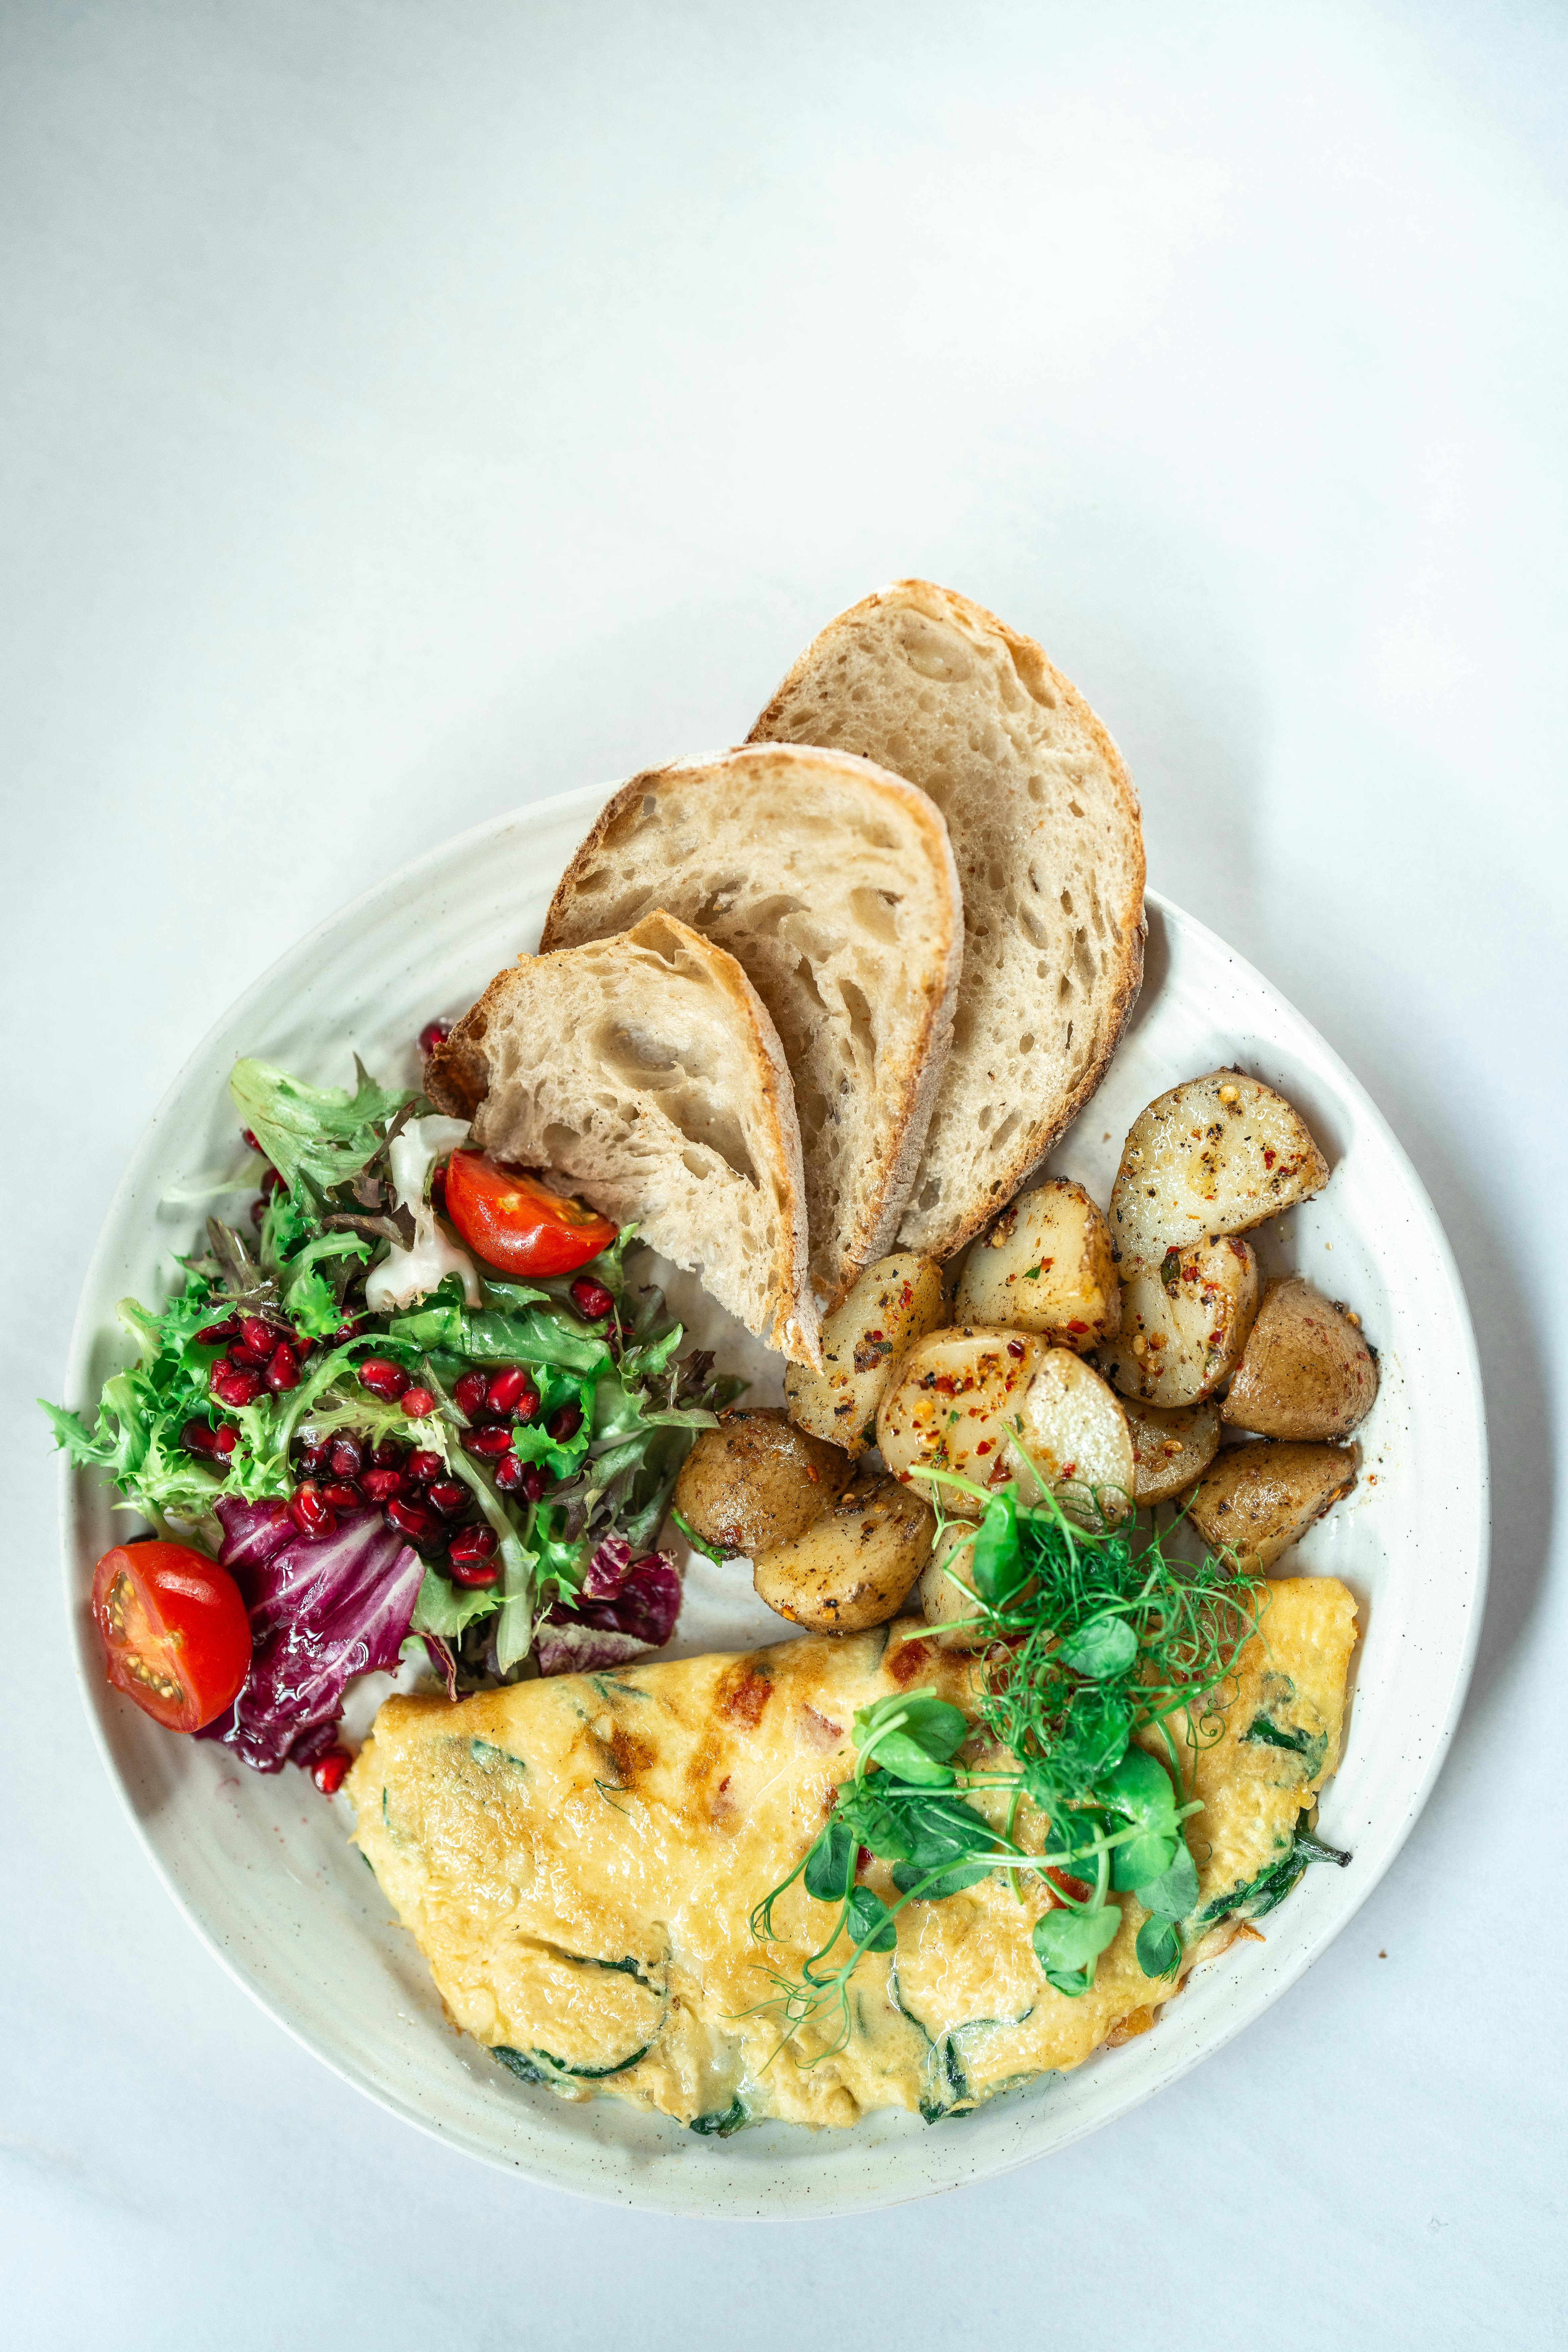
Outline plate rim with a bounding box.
[58,784,1490,2213]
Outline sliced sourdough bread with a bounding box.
[540,743,962,1312]
[425,911,821,1365]
[750,580,1145,1260]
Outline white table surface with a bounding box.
[5,4,1565,2342]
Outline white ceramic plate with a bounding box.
[62,784,1487,2215]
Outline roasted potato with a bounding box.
[1122,1397,1221,1504]
[1187,1440,1359,1571]
[673,1410,851,1556]
[1109,1071,1329,1272]
[953,1179,1119,1348]
[918,1520,988,1649]
[785,1251,946,1457]
[876,1328,1053,1516]
[1222,1276,1379,1440]
[1012,1348,1135,1523]
[753,1470,935,1632]
[1098,1236,1260,1407]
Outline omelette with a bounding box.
[348,1577,1357,2132]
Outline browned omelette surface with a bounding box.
[349,1581,1356,2132]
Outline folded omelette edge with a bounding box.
[347,1587,1357,2134]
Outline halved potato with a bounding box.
[785,1252,946,1458]
[1222,1276,1379,1440]
[672,1410,851,1556]
[1098,1236,1260,1407]
[1187,1440,1359,1571]
[752,1471,935,1633]
[918,1520,987,1649]
[875,1328,1052,1516]
[1109,1072,1329,1272]
[1122,1397,1221,1503]
[1011,1349,1134,1523]
[953,1179,1119,1348]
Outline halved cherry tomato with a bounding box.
[442,1150,617,1278]
[90,1541,252,1733]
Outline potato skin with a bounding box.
[953,1179,1119,1347]
[918,1520,988,1649]
[673,1410,851,1555]
[753,1471,935,1633]
[1187,1440,1359,1571]
[785,1252,946,1458]
[1222,1277,1378,1440]
[1098,1236,1260,1407]
[1109,1071,1329,1273]
[875,1328,1053,1517]
[1122,1398,1221,1504]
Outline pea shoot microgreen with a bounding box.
[746,1473,1269,2063]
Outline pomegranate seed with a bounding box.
[386,1496,440,1546]
[546,1402,583,1443]
[266,1343,300,1392]
[260,1167,283,1198]
[427,1479,467,1516]
[213,1366,264,1409]
[196,1318,239,1345]
[430,1165,447,1214]
[329,1436,364,1478]
[449,1523,497,1565]
[358,1357,409,1401]
[250,1199,266,1228]
[513,1463,546,1503]
[461,1425,514,1459]
[492,1452,529,1493]
[239,1315,275,1358]
[453,1369,491,1422]
[449,1558,500,1588]
[310,1746,352,1796]
[371,1436,405,1469]
[320,1480,363,1511]
[210,1424,240,1457]
[295,1439,329,1475]
[400,1386,437,1419]
[569,1277,615,1321]
[418,1019,450,1059]
[241,1128,261,1152]
[289,1482,337,1539]
[487,1366,538,1420]
[226,1342,267,1370]
[405,1449,442,1483]
[359,1467,405,1502]
[182,1418,217,1456]
[335,1316,363,1342]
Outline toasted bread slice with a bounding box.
[541,743,962,1311]
[425,912,820,1365]
[751,580,1145,1258]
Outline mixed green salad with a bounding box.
[44,1047,740,1781]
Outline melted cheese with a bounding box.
[348,1578,1356,2132]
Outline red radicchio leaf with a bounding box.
[197,1497,424,1771]
[535,1533,682,1677]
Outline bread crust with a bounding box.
[427,911,821,1365]
[539,742,963,1311]
[751,579,1146,1258]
